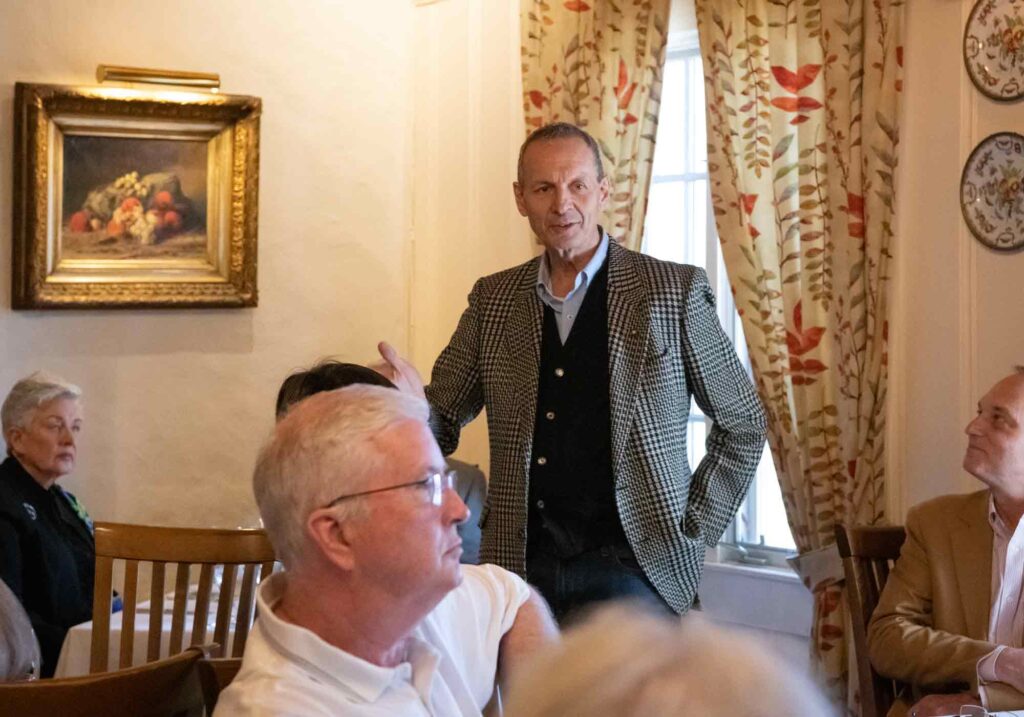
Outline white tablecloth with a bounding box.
[54,598,235,678]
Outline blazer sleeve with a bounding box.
[425,280,486,456]
[867,505,996,693]
[679,268,767,546]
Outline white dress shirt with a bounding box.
[535,231,609,344]
[215,564,531,716]
[978,496,1024,705]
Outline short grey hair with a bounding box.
[2,371,82,452]
[517,122,605,185]
[253,384,430,569]
[504,604,835,716]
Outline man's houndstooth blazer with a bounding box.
[425,238,767,613]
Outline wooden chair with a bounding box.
[835,523,907,717]
[90,522,275,673]
[0,645,209,717]
[196,656,242,713]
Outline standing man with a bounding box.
[382,122,766,619]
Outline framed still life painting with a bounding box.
[12,82,260,308]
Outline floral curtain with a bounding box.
[520,0,670,250]
[695,0,904,711]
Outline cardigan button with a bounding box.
[545,411,555,420]
[554,368,565,377]
[537,456,547,466]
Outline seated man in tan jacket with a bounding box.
[869,368,1024,717]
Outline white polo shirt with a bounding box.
[215,564,531,716]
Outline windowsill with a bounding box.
[703,559,802,585]
[699,552,812,637]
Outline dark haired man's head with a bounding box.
[516,122,605,186]
[274,361,395,419]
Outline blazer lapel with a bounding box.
[505,258,543,433]
[951,491,993,640]
[606,241,651,475]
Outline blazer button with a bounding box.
[537,456,547,466]
[554,368,565,377]
[545,411,555,420]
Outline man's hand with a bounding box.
[907,692,979,717]
[372,341,426,399]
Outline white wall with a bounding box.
[891,0,1024,517]
[0,0,416,527]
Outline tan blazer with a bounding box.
[867,490,1024,714]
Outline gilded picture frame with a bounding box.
[12,82,260,309]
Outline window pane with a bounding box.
[753,449,797,551]
[643,180,708,266]
[651,53,708,177]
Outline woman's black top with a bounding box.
[0,456,94,677]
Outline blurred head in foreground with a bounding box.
[504,602,834,717]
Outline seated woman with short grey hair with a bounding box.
[0,371,94,678]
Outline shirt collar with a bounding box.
[254,572,440,705]
[536,229,610,301]
[988,494,1023,542]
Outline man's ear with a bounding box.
[5,427,25,455]
[513,181,528,217]
[597,175,610,208]
[306,508,359,572]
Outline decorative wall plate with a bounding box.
[960,132,1024,251]
[964,0,1024,101]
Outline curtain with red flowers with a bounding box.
[695,1,904,712]
[520,0,670,250]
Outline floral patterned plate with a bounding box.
[960,132,1024,251]
[964,0,1024,100]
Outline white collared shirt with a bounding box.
[978,495,1024,705]
[215,564,531,716]
[535,230,610,344]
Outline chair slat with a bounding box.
[168,564,191,654]
[233,564,258,657]
[191,564,214,646]
[147,561,166,661]
[118,560,139,668]
[212,565,237,656]
[89,556,114,673]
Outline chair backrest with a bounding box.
[835,523,907,717]
[0,645,208,717]
[196,656,242,713]
[90,522,275,673]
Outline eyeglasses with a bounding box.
[323,469,457,509]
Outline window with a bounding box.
[643,34,796,555]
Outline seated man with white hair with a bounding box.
[216,384,558,716]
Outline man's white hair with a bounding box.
[1,371,82,454]
[504,603,835,717]
[252,384,430,568]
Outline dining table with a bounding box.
[53,591,236,678]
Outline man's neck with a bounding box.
[276,572,427,668]
[545,231,602,298]
[993,492,1024,533]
